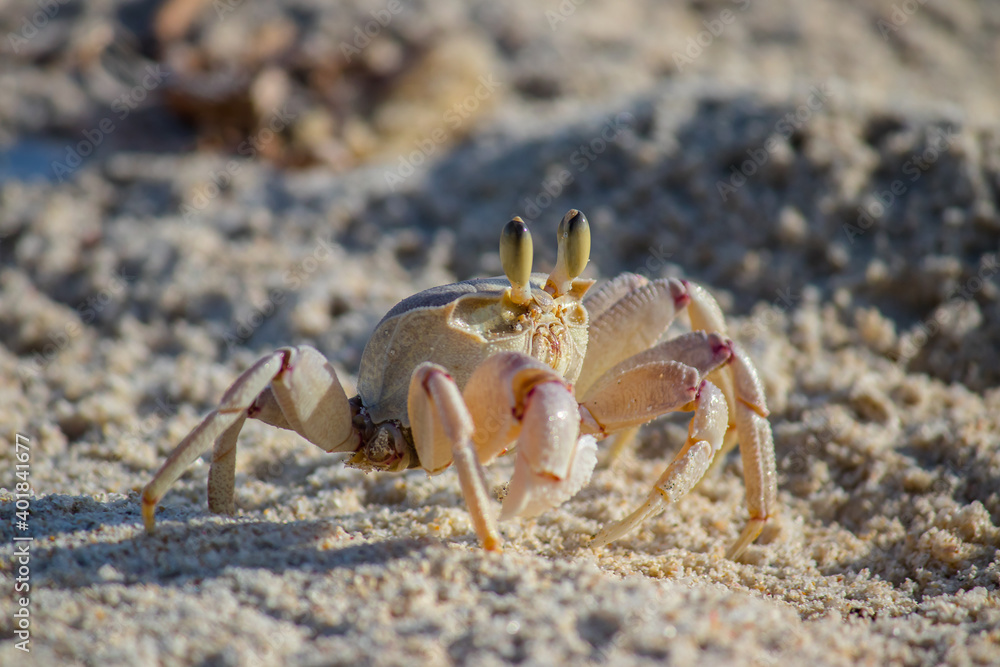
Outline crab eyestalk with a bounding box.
[501,217,533,305]
[546,209,591,296]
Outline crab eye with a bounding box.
[501,217,533,305]
[546,209,591,296]
[557,209,591,280]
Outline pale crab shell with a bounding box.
[358,273,589,426]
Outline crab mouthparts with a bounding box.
[346,418,416,473]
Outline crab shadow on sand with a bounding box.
[16,493,440,591]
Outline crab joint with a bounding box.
[546,209,591,296]
[501,217,533,305]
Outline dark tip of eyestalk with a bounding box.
[503,216,530,245]
[501,217,533,305]
[559,209,590,279]
[558,209,584,237]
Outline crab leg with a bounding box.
[682,280,738,455]
[408,362,501,551]
[579,331,732,404]
[577,330,732,440]
[206,412,247,514]
[684,281,777,559]
[141,346,357,533]
[576,332,734,546]
[591,380,728,547]
[575,273,693,470]
[724,344,776,559]
[584,331,734,467]
[579,359,701,435]
[576,275,691,395]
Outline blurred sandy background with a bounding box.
[1,0,999,665]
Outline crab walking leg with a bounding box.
[585,331,734,468]
[681,280,736,411]
[703,428,739,480]
[725,344,777,559]
[142,346,357,533]
[579,332,733,406]
[684,282,778,559]
[141,352,282,532]
[682,279,739,457]
[264,347,359,452]
[407,363,501,551]
[681,280,727,335]
[580,360,700,435]
[142,408,245,531]
[699,364,739,481]
[591,381,728,548]
[576,276,691,395]
[684,280,777,557]
[580,272,650,322]
[206,412,247,515]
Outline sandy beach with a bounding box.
[1,1,999,664]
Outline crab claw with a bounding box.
[462,351,599,520]
[501,435,598,520]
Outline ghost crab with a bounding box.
[142,210,776,558]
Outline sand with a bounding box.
[1,0,999,665]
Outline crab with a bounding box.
[142,209,776,558]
